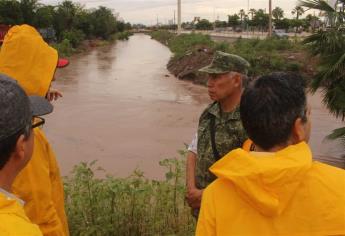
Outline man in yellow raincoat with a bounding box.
[196,72,345,236]
[0,74,55,235]
[0,25,69,236]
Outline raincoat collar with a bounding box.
[0,188,24,206]
[210,142,312,217]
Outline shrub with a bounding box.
[116,31,133,41]
[52,39,74,57]
[168,33,214,58]
[150,30,175,46]
[62,29,85,48]
[65,151,196,235]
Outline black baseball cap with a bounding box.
[0,74,53,141]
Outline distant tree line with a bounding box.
[0,0,132,46]
[157,6,322,33]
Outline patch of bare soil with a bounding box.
[167,47,214,85]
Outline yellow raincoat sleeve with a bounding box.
[196,186,216,236]
[12,129,69,236]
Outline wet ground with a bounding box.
[45,34,344,178]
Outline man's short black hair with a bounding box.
[240,72,307,150]
[0,125,31,170]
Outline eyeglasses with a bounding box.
[32,117,45,129]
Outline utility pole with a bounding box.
[177,0,182,34]
[268,0,272,37]
[174,10,176,25]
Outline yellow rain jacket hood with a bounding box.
[0,25,69,236]
[0,192,42,235]
[0,24,58,96]
[196,142,345,236]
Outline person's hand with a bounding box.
[186,187,203,209]
[46,88,63,102]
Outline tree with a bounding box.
[20,0,38,25]
[228,14,240,30]
[215,20,227,28]
[195,19,213,30]
[53,0,79,40]
[253,9,269,32]
[89,6,117,39]
[34,5,55,28]
[239,9,245,23]
[300,0,345,143]
[272,7,284,20]
[0,0,23,25]
[73,9,93,38]
[292,6,305,19]
[248,8,256,20]
[304,14,321,31]
[274,18,290,30]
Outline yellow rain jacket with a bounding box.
[0,25,69,236]
[196,142,345,236]
[0,191,42,235]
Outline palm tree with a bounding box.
[239,9,246,30]
[272,7,284,20]
[292,6,305,19]
[239,9,245,23]
[299,0,345,144]
[248,8,256,20]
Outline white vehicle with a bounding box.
[273,29,289,38]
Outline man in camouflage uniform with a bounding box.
[185,51,250,216]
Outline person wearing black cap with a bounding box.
[0,74,53,235]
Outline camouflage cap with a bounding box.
[199,51,250,75]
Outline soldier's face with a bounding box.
[207,72,240,101]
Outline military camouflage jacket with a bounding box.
[196,102,247,189]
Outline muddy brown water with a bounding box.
[45,34,344,178]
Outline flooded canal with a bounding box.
[46,34,344,178]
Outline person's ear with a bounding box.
[13,134,26,163]
[292,117,306,144]
[233,73,241,87]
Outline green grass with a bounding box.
[64,150,196,236]
[168,33,214,58]
[217,37,304,76]
[150,30,305,76]
[116,31,134,41]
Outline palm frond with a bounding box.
[327,127,345,146]
[323,52,345,80]
[299,0,335,12]
[322,79,345,120]
[304,30,345,55]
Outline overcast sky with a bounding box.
[41,0,319,25]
